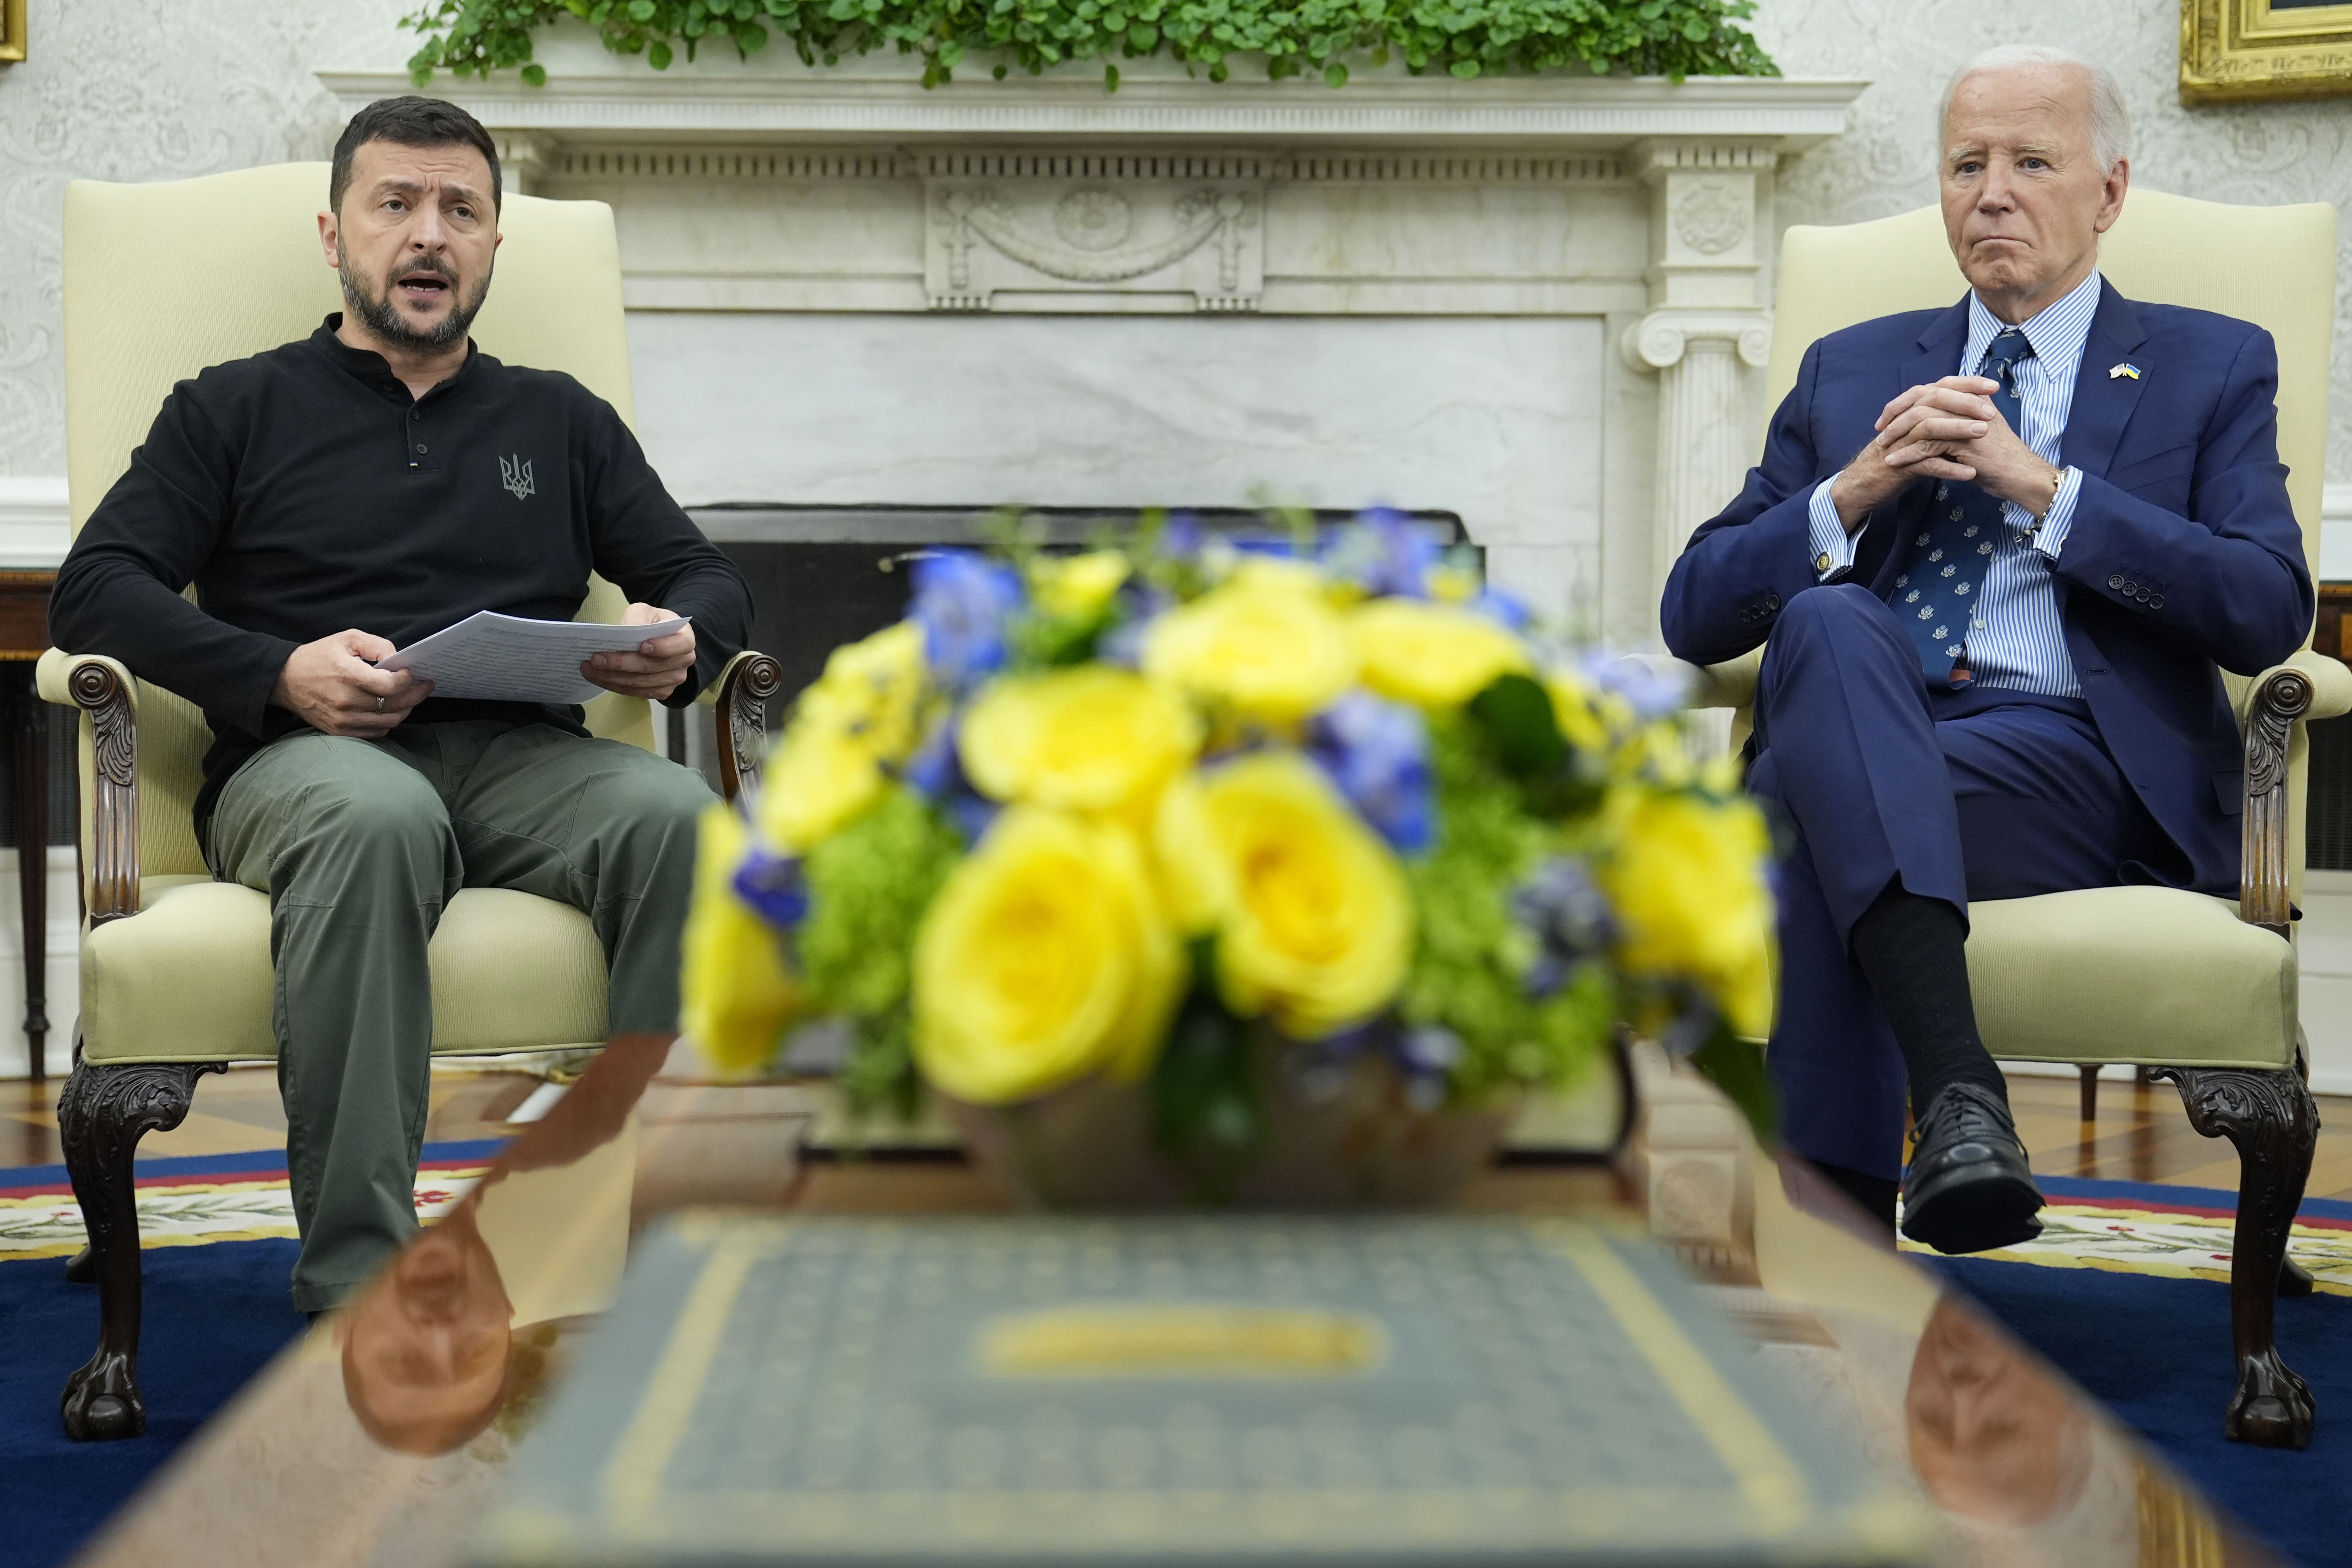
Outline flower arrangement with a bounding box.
[681,512,1777,1192]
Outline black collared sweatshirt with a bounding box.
[51,316,753,837]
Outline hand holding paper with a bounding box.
[380,610,694,705]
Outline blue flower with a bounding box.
[910,551,1023,687]
[1472,586,1533,630]
[1511,855,1615,964]
[1324,506,1437,599]
[732,843,809,929]
[1396,1025,1463,1110]
[1307,692,1432,852]
[1581,648,1688,721]
[901,717,965,799]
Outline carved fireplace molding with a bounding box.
[319,61,1866,643]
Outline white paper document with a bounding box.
[379,611,691,705]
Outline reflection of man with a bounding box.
[1906,1296,2091,1526]
[340,1201,514,1456]
[51,97,752,1313]
[1662,47,2308,1250]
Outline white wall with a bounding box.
[4,0,2348,493]
[628,312,1606,619]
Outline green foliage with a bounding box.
[1399,717,1615,1101]
[795,784,963,1115]
[1689,1017,1777,1142]
[403,0,1776,92]
[1147,949,1263,1188]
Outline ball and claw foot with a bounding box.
[61,1348,146,1442]
[2226,1349,2315,1449]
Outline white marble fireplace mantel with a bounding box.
[323,51,1864,646]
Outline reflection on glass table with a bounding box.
[69,1034,2271,1568]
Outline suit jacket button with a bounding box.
[2149,595,2164,609]
[1766,593,1782,611]
[2108,574,2124,590]
[2121,580,2139,595]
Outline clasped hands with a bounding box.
[1829,375,2063,535]
[271,601,696,739]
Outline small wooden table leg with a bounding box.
[2078,1064,2099,1123]
[13,664,47,1085]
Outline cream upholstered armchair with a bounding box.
[46,163,781,1441]
[1683,190,2347,1449]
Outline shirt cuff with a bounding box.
[1806,478,1862,580]
[2032,466,2083,560]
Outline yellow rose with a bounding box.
[1029,550,1131,620]
[793,619,928,766]
[1155,753,1412,1039]
[1350,598,1533,709]
[959,666,1201,824]
[913,808,1186,1103]
[680,804,800,1076]
[1599,787,1777,1039]
[756,723,886,853]
[1143,561,1356,724]
[1542,665,1616,755]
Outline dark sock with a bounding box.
[1848,883,2007,1119]
[1812,1161,1900,1232]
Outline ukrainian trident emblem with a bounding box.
[499,454,535,501]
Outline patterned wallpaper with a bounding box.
[0,0,2345,482]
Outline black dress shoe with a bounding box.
[1900,1081,2044,1255]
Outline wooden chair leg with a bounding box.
[2146,1065,2319,1449]
[55,1052,222,1441]
[2078,1065,2100,1123]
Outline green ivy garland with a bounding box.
[402,0,1777,92]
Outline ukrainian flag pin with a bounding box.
[2108,362,2141,380]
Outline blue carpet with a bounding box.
[0,1138,507,1568]
[0,1239,302,1568]
[1935,1251,2352,1567]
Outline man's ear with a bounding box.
[318,210,342,270]
[2092,158,2130,237]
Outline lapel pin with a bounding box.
[2108,362,2141,380]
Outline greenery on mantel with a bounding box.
[402,0,1778,93]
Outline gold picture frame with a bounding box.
[2182,0,2352,103]
[0,0,22,64]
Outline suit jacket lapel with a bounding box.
[1862,297,1974,595]
[2057,279,2150,478]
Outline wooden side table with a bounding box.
[2314,582,2352,661]
[0,571,60,1083]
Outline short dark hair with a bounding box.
[329,96,502,219]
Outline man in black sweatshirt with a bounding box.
[49,97,753,1315]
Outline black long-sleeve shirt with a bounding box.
[51,316,753,839]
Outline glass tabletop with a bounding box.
[66,1034,2274,1568]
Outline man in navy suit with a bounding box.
[1661,45,2311,1253]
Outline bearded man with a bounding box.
[1661,46,2310,1253]
[50,97,752,1315]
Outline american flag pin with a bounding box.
[2108,362,2141,380]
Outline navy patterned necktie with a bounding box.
[1893,327,2035,685]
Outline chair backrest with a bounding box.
[1766,189,2339,903]
[1766,189,2337,577]
[62,162,656,882]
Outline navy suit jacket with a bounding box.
[1660,280,2312,897]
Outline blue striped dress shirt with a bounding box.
[1806,268,2102,697]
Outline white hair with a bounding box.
[1937,44,2133,173]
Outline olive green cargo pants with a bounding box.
[207,721,714,1313]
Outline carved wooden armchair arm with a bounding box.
[2237,648,2352,936]
[702,649,783,802]
[35,649,140,928]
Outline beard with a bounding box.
[339,252,492,354]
